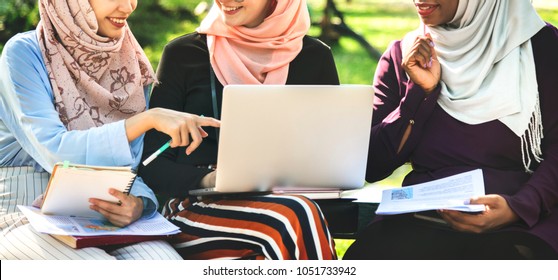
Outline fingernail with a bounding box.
[428,59,432,68]
[429,41,435,47]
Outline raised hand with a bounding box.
[401,33,441,94]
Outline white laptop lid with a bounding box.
[215,84,374,193]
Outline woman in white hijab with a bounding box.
[345,0,558,259]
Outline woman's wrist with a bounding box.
[423,84,437,94]
[139,196,157,217]
[124,109,154,142]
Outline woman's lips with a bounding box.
[222,5,242,15]
[108,17,126,28]
[415,3,439,17]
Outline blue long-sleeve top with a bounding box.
[0,31,157,217]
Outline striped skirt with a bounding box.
[162,194,337,260]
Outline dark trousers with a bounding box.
[343,214,557,260]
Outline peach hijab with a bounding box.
[197,0,310,85]
[36,0,155,130]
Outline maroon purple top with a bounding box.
[367,23,558,252]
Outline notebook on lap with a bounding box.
[188,84,374,196]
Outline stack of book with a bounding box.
[19,162,181,249]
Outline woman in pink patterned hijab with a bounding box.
[0,0,219,260]
[37,0,219,136]
[37,0,154,130]
[33,0,219,224]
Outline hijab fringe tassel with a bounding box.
[521,98,544,173]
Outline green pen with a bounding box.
[142,115,203,166]
[142,139,171,166]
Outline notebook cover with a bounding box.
[51,233,173,249]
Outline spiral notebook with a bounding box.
[40,161,136,219]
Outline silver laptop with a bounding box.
[189,84,374,196]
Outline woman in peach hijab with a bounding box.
[139,0,339,259]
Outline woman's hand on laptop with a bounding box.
[200,171,217,189]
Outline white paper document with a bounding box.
[18,205,180,236]
[375,169,486,215]
[342,184,393,203]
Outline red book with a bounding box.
[51,234,175,249]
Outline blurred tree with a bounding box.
[158,0,207,12]
[318,0,382,60]
[0,0,204,50]
[128,0,198,46]
[0,0,39,45]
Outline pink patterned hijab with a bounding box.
[197,0,310,85]
[36,0,155,130]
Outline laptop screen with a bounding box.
[215,84,374,193]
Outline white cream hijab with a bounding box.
[403,0,546,172]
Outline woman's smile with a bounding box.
[222,5,242,13]
[415,2,439,17]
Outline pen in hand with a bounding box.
[142,115,209,166]
[142,139,171,166]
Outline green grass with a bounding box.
[538,8,558,25]
[305,0,558,85]
[335,239,356,259]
